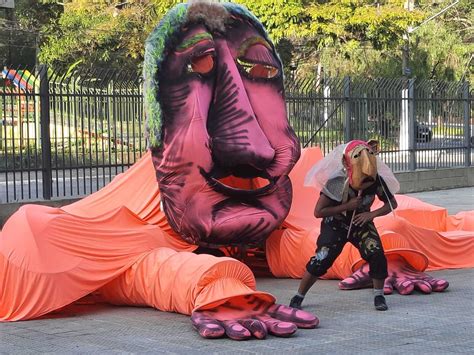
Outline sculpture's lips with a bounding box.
[202,171,277,197]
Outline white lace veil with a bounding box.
[304,143,400,201]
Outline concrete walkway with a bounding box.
[406,187,474,215]
[1,188,473,354]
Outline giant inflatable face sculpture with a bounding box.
[144,3,300,246]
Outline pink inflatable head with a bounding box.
[145,3,300,246]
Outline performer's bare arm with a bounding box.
[314,194,362,218]
[353,197,398,226]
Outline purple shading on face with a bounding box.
[151,5,300,246]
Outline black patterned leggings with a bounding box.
[306,220,388,279]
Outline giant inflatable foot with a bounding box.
[98,247,318,341]
[339,252,449,295]
[191,295,318,340]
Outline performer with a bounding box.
[289,140,399,311]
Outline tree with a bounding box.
[14,0,63,30]
[38,1,168,71]
[408,0,473,81]
[258,0,424,79]
[0,0,62,66]
[33,0,472,81]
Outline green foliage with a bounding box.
[318,44,402,78]
[0,0,61,66]
[29,0,472,81]
[13,0,62,29]
[238,0,309,42]
[285,0,472,81]
[409,0,473,81]
[40,3,127,70]
[237,0,424,78]
[305,0,422,49]
[38,0,179,71]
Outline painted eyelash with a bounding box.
[176,33,213,52]
[237,58,278,79]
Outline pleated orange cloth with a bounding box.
[1,204,164,321]
[0,204,273,321]
[1,147,473,321]
[99,248,274,315]
[63,151,195,251]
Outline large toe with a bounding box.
[191,313,225,339]
[429,279,449,292]
[238,319,267,339]
[256,316,297,337]
[268,304,319,328]
[414,280,432,294]
[394,280,415,295]
[222,320,252,341]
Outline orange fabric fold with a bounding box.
[0,204,270,321]
[375,216,474,271]
[63,151,195,252]
[0,204,166,321]
[99,248,274,315]
[446,211,474,231]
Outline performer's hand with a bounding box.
[353,212,374,226]
[346,196,362,211]
[338,254,449,295]
[191,295,318,340]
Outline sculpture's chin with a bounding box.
[175,175,292,247]
[211,175,292,246]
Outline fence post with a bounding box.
[463,81,471,167]
[0,88,3,150]
[344,76,351,142]
[39,64,52,200]
[408,78,417,171]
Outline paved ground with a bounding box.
[406,187,474,215]
[0,188,473,354]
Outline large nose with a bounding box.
[207,40,275,171]
[361,150,376,177]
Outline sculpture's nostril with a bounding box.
[254,146,275,169]
[211,139,275,176]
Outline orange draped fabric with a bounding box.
[63,151,195,251]
[99,248,274,315]
[0,203,272,321]
[1,148,473,321]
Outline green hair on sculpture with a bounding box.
[143,3,189,148]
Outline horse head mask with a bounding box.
[343,140,378,191]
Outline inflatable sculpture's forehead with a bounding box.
[143,2,281,147]
[143,2,281,148]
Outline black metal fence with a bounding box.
[1,65,144,202]
[1,66,472,203]
[286,76,473,172]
